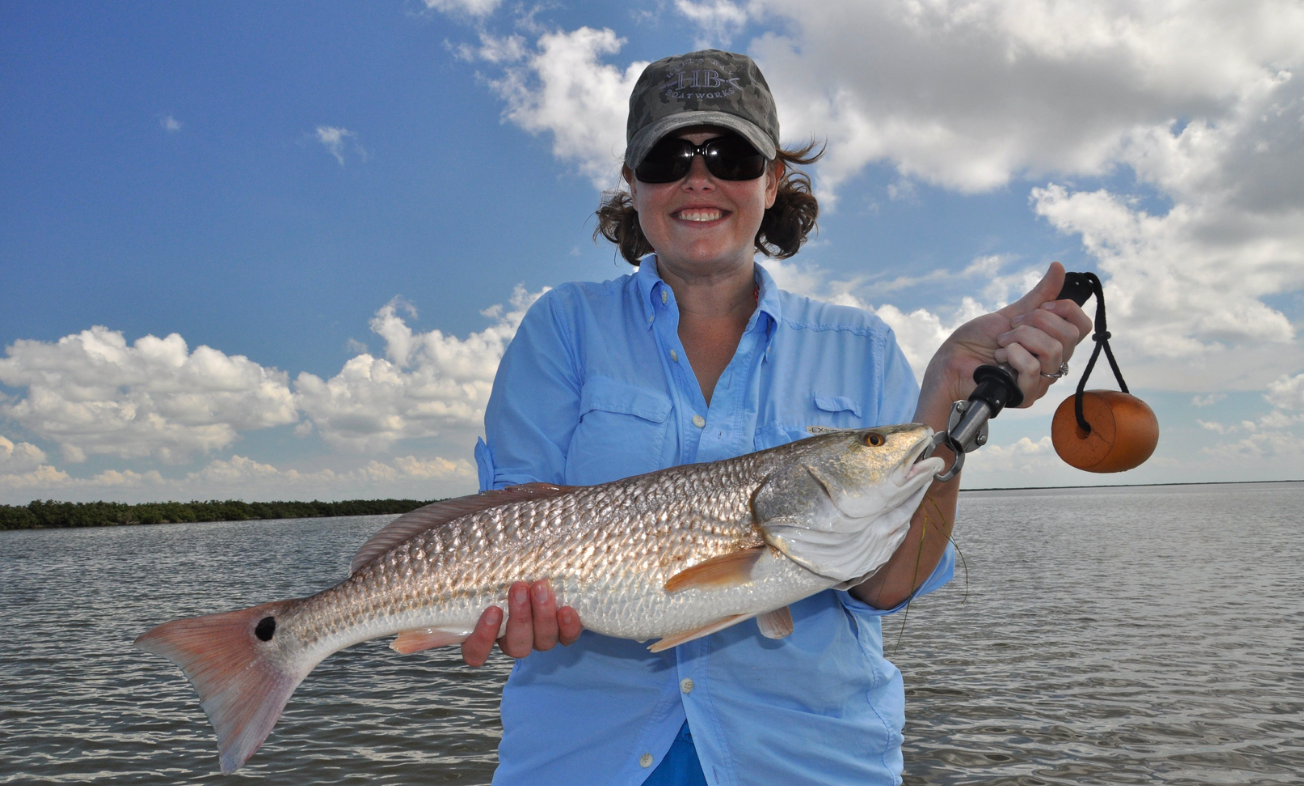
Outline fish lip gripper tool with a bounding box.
[921,271,1099,482]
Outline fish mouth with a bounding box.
[901,428,944,485]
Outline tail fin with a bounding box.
[135,601,309,774]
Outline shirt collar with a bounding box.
[753,261,783,329]
[635,255,664,328]
[635,255,783,335]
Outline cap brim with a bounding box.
[625,111,778,169]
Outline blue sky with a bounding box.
[2,1,1303,503]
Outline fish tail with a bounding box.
[135,600,309,774]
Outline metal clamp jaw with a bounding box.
[921,362,1021,482]
[923,399,991,482]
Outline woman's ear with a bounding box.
[764,159,784,209]
[622,165,636,195]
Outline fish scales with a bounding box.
[135,423,943,774]
[270,454,774,654]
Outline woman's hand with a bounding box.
[921,262,1094,413]
[460,579,583,667]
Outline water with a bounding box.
[1,483,1301,785]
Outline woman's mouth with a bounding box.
[673,208,726,223]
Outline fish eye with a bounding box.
[863,433,885,447]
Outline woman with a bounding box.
[465,50,1091,785]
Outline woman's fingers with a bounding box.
[498,582,534,658]
[1019,304,1088,361]
[1040,299,1094,352]
[461,605,503,668]
[529,580,560,651]
[995,295,1094,407]
[558,606,583,646]
[995,341,1046,401]
[996,323,1064,375]
[462,580,584,666]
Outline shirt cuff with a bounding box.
[835,542,956,617]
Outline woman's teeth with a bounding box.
[677,209,722,222]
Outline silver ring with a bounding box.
[1041,361,1069,379]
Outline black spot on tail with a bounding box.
[254,616,276,642]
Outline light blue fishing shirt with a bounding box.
[476,259,955,786]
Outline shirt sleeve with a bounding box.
[836,322,952,616]
[478,290,582,490]
[836,542,956,617]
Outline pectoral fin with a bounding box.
[391,626,472,655]
[663,547,765,594]
[756,606,794,639]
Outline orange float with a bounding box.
[1047,271,1160,474]
[1051,390,1159,473]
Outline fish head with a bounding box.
[752,423,945,582]
[802,423,942,520]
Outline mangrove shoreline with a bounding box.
[0,498,440,531]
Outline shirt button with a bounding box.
[661,289,669,304]
[648,314,654,324]
[680,678,694,694]
[640,753,653,768]
[670,349,679,362]
[692,415,705,428]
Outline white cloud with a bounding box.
[0,327,298,463]
[482,27,646,188]
[1265,371,1304,411]
[763,258,869,310]
[1204,428,1304,460]
[315,125,366,166]
[749,0,1304,194]
[295,285,546,451]
[0,464,72,492]
[0,453,476,504]
[1195,370,1304,458]
[968,435,1057,475]
[1197,419,1244,435]
[423,0,501,17]
[0,435,47,473]
[160,115,182,132]
[1191,393,1227,407]
[872,298,992,380]
[674,0,750,46]
[1032,180,1299,359]
[184,454,473,495]
[451,31,527,64]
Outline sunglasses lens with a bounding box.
[634,135,766,183]
[702,136,766,181]
[635,139,694,183]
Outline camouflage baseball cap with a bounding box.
[624,49,779,170]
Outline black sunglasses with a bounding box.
[634,134,768,184]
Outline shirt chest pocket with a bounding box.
[565,375,673,486]
[754,393,866,451]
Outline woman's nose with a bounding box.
[680,153,715,189]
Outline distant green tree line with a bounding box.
[0,498,440,531]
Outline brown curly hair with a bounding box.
[594,141,824,265]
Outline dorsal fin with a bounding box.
[348,483,575,574]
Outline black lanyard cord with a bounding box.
[1073,272,1130,434]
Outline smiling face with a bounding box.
[626,127,781,279]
